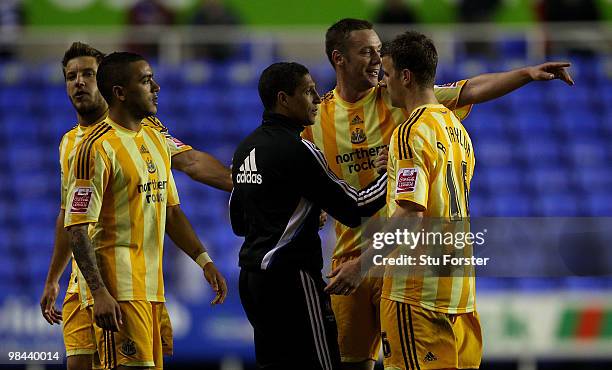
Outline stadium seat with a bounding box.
[491,194,531,216]
[474,139,514,167]
[537,192,579,216]
[528,167,573,193]
[576,168,612,192]
[520,137,560,163]
[585,192,612,216]
[479,167,524,194]
[514,110,554,137]
[567,138,607,167]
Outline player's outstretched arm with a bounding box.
[67,224,122,331]
[40,209,71,325]
[165,205,227,305]
[172,150,233,192]
[457,62,574,107]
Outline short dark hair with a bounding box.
[96,52,145,104]
[325,18,373,68]
[381,31,437,88]
[61,42,105,76]
[258,62,310,111]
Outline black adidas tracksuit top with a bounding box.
[230,112,387,272]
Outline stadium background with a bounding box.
[0,0,611,369]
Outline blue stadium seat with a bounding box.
[491,194,531,216]
[180,61,213,86]
[467,193,485,215]
[567,139,607,167]
[12,172,55,200]
[536,192,578,216]
[577,168,612,192]
[42,86,70,112]
[0,256,19,282]
[479,167,523,194]
[0,85,34,111]
[474,139,514,167]
[227,63,258,87]
[563,277,608,290]
[465,112,507,140]
[183,86,218,111]
[17,199,57,227]
[515,278,562,291]
[505,83,544,109]
[528,167,572,193]
[476,277,515,291]
[557,110,601,138]
[585,192,612,216]
[2,112,40,142]
[547,82,591,108]
[520,137,560,163]
[514,110,554,137]
[7,145,52,172]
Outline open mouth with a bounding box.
[367,69,379,78]
[73,91,88,99]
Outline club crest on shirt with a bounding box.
[396,168,418,193]
[350,127,367,144]
[120,339,137,356]
[70,187,93,214]
[146,159,157,174]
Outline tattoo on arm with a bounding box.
[69,226,105,292]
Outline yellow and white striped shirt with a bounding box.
[302,81,471,260]
[384,104,475,314]
[64,118,180,303]
[60,116,191,304]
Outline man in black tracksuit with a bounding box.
[230,62,387,370]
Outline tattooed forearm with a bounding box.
[68,225,106,292]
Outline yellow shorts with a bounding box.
[92,301,166,369]
[380,298,482,370]
[62,292,97,357]
[331,256,382,363]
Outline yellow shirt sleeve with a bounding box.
[64,142,110,228]
[434,80,472,121]
[59,137,67,210]
[392,129,435,210]
[166,168,180,206]
[145,116,193,156]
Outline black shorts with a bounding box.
[239,268,341,370]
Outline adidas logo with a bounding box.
[236,148,262,184]
[350,115,363,125]
[140,144,149,154]
[424,351,437,362]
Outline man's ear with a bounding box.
[112,85,126,102]
[332,50,344,69]
[277,91,289,109]
[401,69,412,88]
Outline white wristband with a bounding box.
[195,252,213,268]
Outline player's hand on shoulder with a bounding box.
[92,288,122,332]
[324,258,364,296]
[203,263,228,305]
[375,147,389,175]
[40,282,62,325]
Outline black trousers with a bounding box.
[239,268,341,370]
